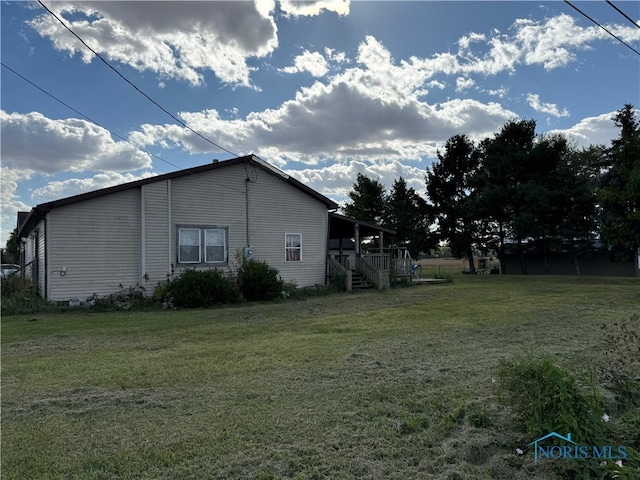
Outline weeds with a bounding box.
[600,313,640,411]
[496,354,605,444]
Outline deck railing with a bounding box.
[391,258,413,278]
[328,255,352,291]
[356,255,390,289]
[361,253,390,271]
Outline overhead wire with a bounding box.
[37,0,239,158]
[1,61,183,171]
[1,62,247,195]
[605,1,640,30]
[563,0,640,56]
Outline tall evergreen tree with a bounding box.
[426,134,480,273]
[598,104,640,263]
[527,133,597,273]
[473,120,597,274]
[471,120,537,272]
[343,173,387,224]
[385,177,434,257]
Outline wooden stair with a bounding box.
[351,270,373,289]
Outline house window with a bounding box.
[178,226,228,264]
[178,228,201,263]
[205,228,226,263]
[285,233,302,262]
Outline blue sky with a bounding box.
[2,1,639,245]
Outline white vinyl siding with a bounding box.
[22,220,45,294]
[169,163,328,286]
[170,168,246,275]
[142,181,170,291]
[246,169,328,287]
[35,159,331,301]
[37,221,46,295]
[47,189,140,301]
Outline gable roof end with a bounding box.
[17,154,338,238]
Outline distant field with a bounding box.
[2,275,639,479]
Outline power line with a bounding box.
[37,0,239,157]
[1,61,183,171]
[1,61,247,195]
[563,1,640,57]
[606,1,640,30]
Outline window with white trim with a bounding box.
[285,233,302,262]
[178,226,228,264]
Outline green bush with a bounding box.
[165,269,239,308]
[0,275,52,315]
[237,259,283,302]
[1,274,35,298]
[496,355,605,444]
[151,280,174,309]
[329,271,347,292]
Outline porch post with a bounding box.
[354,223,360,256]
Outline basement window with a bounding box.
[178,226,228,264]
[285,233,302,262]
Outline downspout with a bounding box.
[43,216,48,300]
[245,178,250,247]
[167,179,172,278]
[140,185,146,287]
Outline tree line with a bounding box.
[344,104,639,274]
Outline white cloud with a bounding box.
[427,80,446,90]
[0,167,33,244]
[551,111,619,148]
[456,77,475,92]
[486,87,508,99]
[129,35,517,165]
[29,1,279,87]
[288,159,427,207]
[527,94,569,118]
[279,0,350,17]
[458,32,486,51]
[325,47,349,65]
[31,171,157,203]
[450,14,640,76]
[1,111,152,174]
[281,50,329,77]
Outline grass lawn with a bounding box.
[2,275,639,479]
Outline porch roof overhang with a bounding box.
[329,213,396,239]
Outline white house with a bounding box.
[17,155,340,301]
